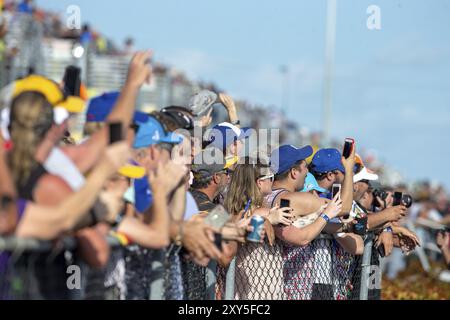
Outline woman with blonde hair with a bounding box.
[222,155,294,300]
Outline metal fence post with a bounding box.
[359,233,373,300]
[149,249,166,300]
[205,260,217,300]
[224,258,236,300]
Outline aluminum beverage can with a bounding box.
[246,215,265,243]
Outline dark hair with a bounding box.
[191,175,213,190]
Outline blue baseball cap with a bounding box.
[310,148,345,174]
[133,111,150,124]
[270,145,313,175]
[133,116,183,149]
[86,91,149,124]
[86,92,119,122]
[302,173,327,193]
[207,122,252,151]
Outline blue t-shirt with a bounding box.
[134,176,153,214]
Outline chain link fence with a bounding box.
[1,230,380,301]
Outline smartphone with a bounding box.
[109,122,123,144]
[342,138,355,159]
[280,199,290,209]
[332,184,341,199]
[63,65,81,96]
[203,205,229,229]
[377,245,386,258]
[393,192,403,206]
[214,233,223,252]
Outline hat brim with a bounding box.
[119,164,146,179]
[271,145,314,175]
[224,155,238,169]
[354,167,379,183]
[58,96,85,113]
[159,132,184,145]
[237,127,252,141]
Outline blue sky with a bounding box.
[38,0,450,189]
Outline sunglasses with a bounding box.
[158,142,174,154]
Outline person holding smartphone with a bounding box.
[220,156,293,300]
[309,146,356,216]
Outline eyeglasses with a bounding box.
[258,174,274,182]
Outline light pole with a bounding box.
[280,65,289,115]
[322,0,337,145]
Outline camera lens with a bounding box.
[402,194,413,208]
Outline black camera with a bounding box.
[401,194,413,208]
[373,189,388,201]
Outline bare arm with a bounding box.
[117,214,170,248]
[339,145,356,215]
[367,206,407,230]
[168,182,187,221]
[334,233,364,255]
[279,192,328,217]
[16,143,130,239]
[218,94,240,126]
[0,136,18,235]
[63,51,152,174]
[275,196,342,246]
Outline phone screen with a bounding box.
[214,233,223,252]
[204,205,229,229]
[378,245,386,258]
[63,66,81,96]
[332,184,341,199]
[109,122,123,144]
[343,138,354,159]
[280,199,290,208]
[393,192,403,206]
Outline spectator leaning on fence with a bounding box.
[266,145,346,299]
[353,158,420,257]
[222,156,294,300]
[83,95,188,250]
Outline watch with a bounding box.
[231,119,240,126]
[174,222,184,246]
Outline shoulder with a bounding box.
[34,174,73,206]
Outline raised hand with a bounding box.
[148,160,188,196]
[103,142,131,173]
[323,193,343,219]
[126,51,153,88]
[267,205,294,226]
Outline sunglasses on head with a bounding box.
[160,108,194,131]
[258,174,274,182]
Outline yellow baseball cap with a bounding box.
[118,164,146,179]
[224,155,239,169]
[13,75,85,113]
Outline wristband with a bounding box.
[320,214,330,223]
[174,222,184,246]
